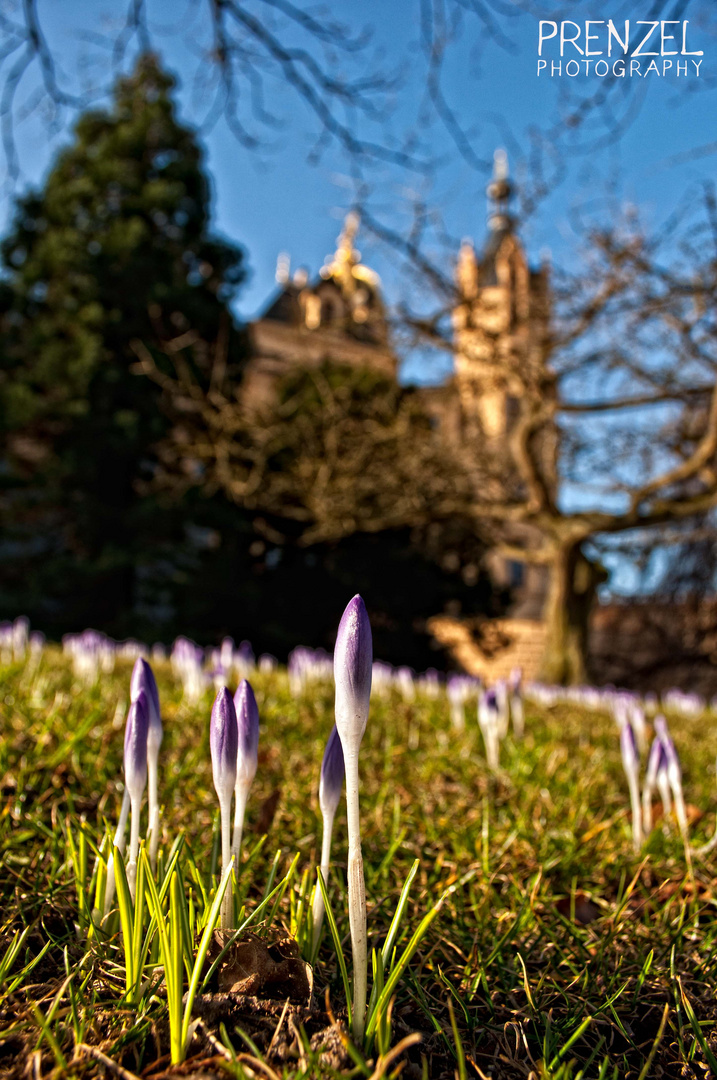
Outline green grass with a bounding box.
[2,646,717,1078]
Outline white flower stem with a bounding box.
[127,795,141,901]
[627,772,643,852]
[231,784,249,871]
[344,753,367,1043]
[512,700,524,739]
[642,782,654,836]
[219,796,234,929]
[147,757,160,871]
[311,808,336,954]
[450,703,465,732]
[104,788,130,917]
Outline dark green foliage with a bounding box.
[0,55,247,635]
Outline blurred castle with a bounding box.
[244,151,554,677]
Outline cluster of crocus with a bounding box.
[63,630,117,683]
[0,616,30,663]
[619,711,688,850]
[662,688,706,718]
[105,658,163,913]
[527,678,710,723]
[416,668,441,699]
[171,636,208,702]
[288,646,334,695]
[209,680,260,928]
[476,675,524,768]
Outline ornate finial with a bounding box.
[275,252,290,284]
[319,210,380,294]
[487,148,513,232]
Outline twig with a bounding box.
[75,1044,142,1080]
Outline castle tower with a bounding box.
[244,213,395,411]
[452,150,551,443]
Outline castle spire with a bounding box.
[487,148,513,232]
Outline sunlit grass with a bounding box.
[2,645,717,1077]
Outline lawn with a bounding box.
[1,639,717,1079]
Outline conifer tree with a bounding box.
[0,54,247,634]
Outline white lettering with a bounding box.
[630,59,642,76]
[633,21,659,56]
[682,21,703,56]
[595,60,609,76]
[566,59,580,76]
[560,22,584,56]
[551,60,562,76]
[538,21,557,56]
[693,59,702,75]
[613,59,625,76]
[537,59,547,75]
[607,20,629,56]
[677,60,687,75]
[585,21,604,56]
[660,21,678,55]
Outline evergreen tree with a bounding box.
[0,54,247,635]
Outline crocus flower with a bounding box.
[231,679,260,869]
[655,716,688,837]
[130,657,163,869]
[509,667,524,739]
[210,687,238,928]
[312,724,345,953]
[620,718,642,852]
[494,680,510,740]
[124,691,150,899]
[642,734,666,835]
[478,688,501,770]
[334,594,372,1042]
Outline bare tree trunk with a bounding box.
[540,541,603,685]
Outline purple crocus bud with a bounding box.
[210,687,238,803]
[131,657,163,867]
[234,680,260,787]
[319,724,345,820]
[334,595,373,755]
[333,594,372,1040]
[211,687,239,928]
[312,723,346,955]
[124,691,149,801]
[131,657,161,733]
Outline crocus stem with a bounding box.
[627,773,643,852]
[147,758,160,871]
[642,785,653,836]
[219,797,233,929]
[311,809,335,954]
[127,795,141,901]
[231,784,248,871]
[104,789,130,917]
[344,753,367,1043]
